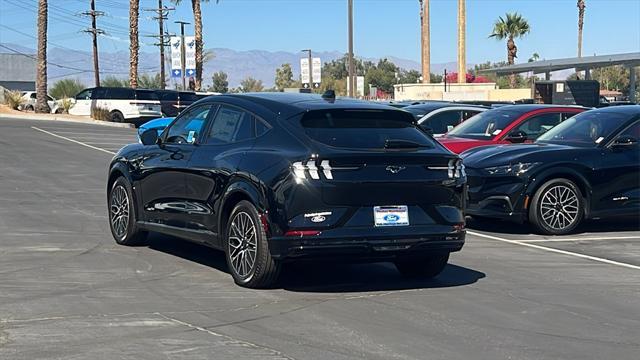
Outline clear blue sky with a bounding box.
[0,0,639,64]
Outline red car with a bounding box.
[438,105,587,153]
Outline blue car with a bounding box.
[137,116,207,143]
[137,117,174,142]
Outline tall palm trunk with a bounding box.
[420,0,430,83]
[192,0,203,91]
[35,0,49,113]
[507,36,517,88]
[577,0,585,58]
[129,0,139,88]
[457,0,466,83]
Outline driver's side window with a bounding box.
[616,122,640,141]
[76,89,92,100]
[510,113,562,140]
[164,105,212,144]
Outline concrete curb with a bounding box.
[0,113,135,128]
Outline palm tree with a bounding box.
[172,0,220,91]
[419,0,430,83]
[129,0,139,88]
[489,12,530,88]
[577,0,585,58]
[35,0,49,113]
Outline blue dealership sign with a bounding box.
[171,69,182,78]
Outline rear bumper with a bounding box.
[269,227,465,261]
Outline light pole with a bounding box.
[348,0,355,97]
[174,20,190,90]
[301,49,313,91]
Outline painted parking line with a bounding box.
[39,131,135,136]
[515,236,639,243]
[467,230,640,270]
[31,126,116,155]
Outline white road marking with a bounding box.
[467,230,640,270]
[515,236,639,243]
[31,126,116,155]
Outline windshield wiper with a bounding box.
[384,139,431,149]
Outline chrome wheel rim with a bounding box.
[540,185,579,230]
[110,185,129,238]
[228,211,257,278]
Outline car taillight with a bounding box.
[291,160,357,181]
[447,159,466,179]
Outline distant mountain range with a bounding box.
[1,43,466,88]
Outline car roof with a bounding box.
[487,104,589,114]
[588,104,640,115]
[202,92,401,117]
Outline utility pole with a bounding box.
[175,20,190,90]
[347,0,355,98]
[302,49,312,90]
[82,0,104,87]
[144,0,175,89]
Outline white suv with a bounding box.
[20,91,58,113]
[69,87,162,123]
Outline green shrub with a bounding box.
[91,106,110,121]
[101,76,128,87]
[49,79,85,99]
[60,98,73,114]
[3,90,24,110]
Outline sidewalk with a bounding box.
[0,106,134,128]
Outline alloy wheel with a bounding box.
[539,184,579,231]
[110,185,130,238]
[228,211,258,278]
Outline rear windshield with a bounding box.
[157,91,178,101]
[179,92,199,102]
[447,108,521,140]
[135,90,159,101]
[300,109,436,150]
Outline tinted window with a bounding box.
[255,118,271,137]
[165,105,211,144]
[301,109,435,150]
[448,109,522,140]
[107,88,135,100]
[462,110,482,120]
[30,93,37,99]
[207,106,254,144]
[76,89,92,100]
[179,92,199,102]
[157,91,178,101]
[135,90,159,101]
[617,121,640,140]
[423,110,462,134]
[92,88,108,99]
[509,112,563,140]
[537,110,632,147]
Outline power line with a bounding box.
[144,0,176,89]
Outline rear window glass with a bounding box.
[301,109,436,150]
[136,90,159,101]
[157,91,178,101]
[107,88,135,99]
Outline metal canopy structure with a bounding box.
[478,52,640,75]
[479,52,639,103]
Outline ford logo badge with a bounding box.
[311,215,326,223]
[384,214,399,222]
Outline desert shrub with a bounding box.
[50,79,85,99]
[3,90,24,110]
[60,98,74,114]
[91,106,110,121]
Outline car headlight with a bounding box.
[484,162,540,176]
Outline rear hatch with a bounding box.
[297,109,463,207]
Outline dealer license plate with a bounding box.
[374,205,409,227]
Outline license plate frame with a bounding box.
[374,205,409,227]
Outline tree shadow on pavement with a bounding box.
[466,215,640,235]
[146,233,485,293]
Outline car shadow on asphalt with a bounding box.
[146,233,485,293]
[466,216,640,235]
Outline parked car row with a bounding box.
[113,92,639,288]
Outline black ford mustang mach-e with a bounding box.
[462,106,640,235]
[107,93,466,288]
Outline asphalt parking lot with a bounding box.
[1,117,639,360]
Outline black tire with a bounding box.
[394,253,449,279]
[529,178,584,235]
[25,105,34,112]
[110,111,125,123]
[108,176,147,245]
[225,200,280,288]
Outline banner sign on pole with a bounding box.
[170,36,182,78]
[312,57,322,87]
[184,36,196,78]
[300,58,310,86]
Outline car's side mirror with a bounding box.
[611,135,638,149]
[506,130,528,143]
[140,128,160,146]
